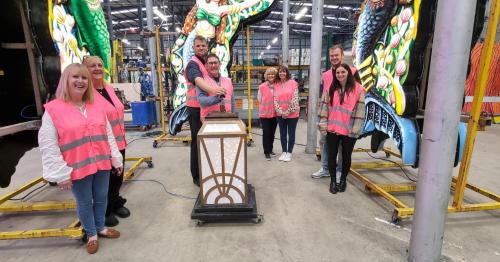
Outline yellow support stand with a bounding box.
[245,26,254,146]
[152,26,191,148]
[0,157,153,240]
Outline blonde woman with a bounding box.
[258,67,278,161]
[39,64,123,254]
[83,56,129,227]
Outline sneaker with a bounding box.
[311,168,330,179]
[270,152,277,157]
[283,153,292,162]
[265,154,271,161]
[278,152,287,161]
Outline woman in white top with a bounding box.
[38,63,123,254]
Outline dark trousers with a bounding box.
[277,117,299,153]
[260,117,277,155]
[188,106,202,182]
[326,132,356,180]
[107,149,126,216]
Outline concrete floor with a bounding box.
[1,120,500,261]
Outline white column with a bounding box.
[282,0,289,66]
[408,0,478,261]
[305,0,323,154]
[145,0,160,122]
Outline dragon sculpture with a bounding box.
[353,0,487,166]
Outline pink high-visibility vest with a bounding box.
[93,84,126,150]
[274,79,299,119]
[322,66,358,97]
[325,82,365,135]
[200,75,233,119]
[184,56,208,108]
[258,82,276,118]
[44,99,112,181]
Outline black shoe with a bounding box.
[114,206,130,218]
[329,183,338,194]
[105,214,119,227]
[265,154,271,161]
[270,152,277,157]
[339,180,347,192]
[193,179,200,187]
[329,176,338,194]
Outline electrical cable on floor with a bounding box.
[10,183,48,201]
[363,151,418,182]
[125,179,197,200]
[250,131,307,147]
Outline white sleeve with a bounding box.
[38,112,73,183]
[106,118,123,168]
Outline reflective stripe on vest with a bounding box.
[200,76,233,119]
[70,154,111,170]
[326,83,364,135]
[60,135,108,152]
[44,99,112,181]
[274,80,299,118]
[185,56,208,108]
[258,82,276,118]
[93,84,127,150]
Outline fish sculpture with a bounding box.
[353,0,487,166]
[69,0,112,81]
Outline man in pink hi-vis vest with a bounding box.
[185,35,226,186]
[198,54,234,119]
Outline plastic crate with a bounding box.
[131,101,156,126]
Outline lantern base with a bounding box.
[191,184,260,223]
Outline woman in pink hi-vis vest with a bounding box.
[38,64,123,254]
[319,64,365,195]
[83,56,130,228]
[258,67,278,161]
[274,66,300,162]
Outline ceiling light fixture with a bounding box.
[266,45,271,50]
[175,27,181,32]
[272,37,278,44]
[122,39,130,45]
[137,46,144,51]
[153,7,167,21]
[294,7,308,20]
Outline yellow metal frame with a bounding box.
[0,157,153,240]
[245,26,253,144]
[152,26,191,148]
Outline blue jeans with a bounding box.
[72,170,110,237]
[277,117,299,153]
[320,133,342,173]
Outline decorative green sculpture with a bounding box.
[170,0,275,108]
[50,0,112,81]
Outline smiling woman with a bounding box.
[83,55,130,227]
[38,63,124,254]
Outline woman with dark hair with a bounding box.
[274,65,299,162]
[319,63,365,194]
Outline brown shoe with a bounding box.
[86,239,99,254]
[97,228,120,238]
